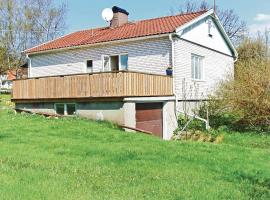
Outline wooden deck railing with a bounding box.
[12,71,173,101]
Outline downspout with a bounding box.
[233,56,238,78]
[234,56,238,63]
[169,33,179,118]
[26,54,31,78]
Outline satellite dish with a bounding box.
[102,8,113,22]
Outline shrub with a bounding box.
[173,129,224,144]
[198,99,242,130]
[220,59,269,131]
[174,114,225,143]
[176,114,206,132]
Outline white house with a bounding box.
[12,6,237,139]
[0,71,15,93]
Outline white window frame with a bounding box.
[191,54,204,81]
[85,59,93,73]
[102,55,111,72]
[55,103,77,116]
[102,53,128,71]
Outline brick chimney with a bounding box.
[110,6,129,28]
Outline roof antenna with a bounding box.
[213,0,216,13]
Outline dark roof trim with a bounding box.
[112,6,129,15]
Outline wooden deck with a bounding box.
[12,71,173,102]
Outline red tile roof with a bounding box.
[26,11,206,54]
[2,70,16,81]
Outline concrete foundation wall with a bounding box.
[16,102,125,125]
[16,103,55,114]
[163,101,178,140]
[76,102,124,124]
[123,102,136,129]
[15,98,179,140]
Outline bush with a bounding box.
[173,129,224,144]
[198,99,242,130]
[176,114,206,132]
[174,114,225,144]
[221,59,269,131]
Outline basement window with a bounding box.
[66,104,76,115]
[55,104,65,115]
[55,103,76,116]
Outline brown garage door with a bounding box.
[136,103,163,138]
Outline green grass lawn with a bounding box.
[0,95,269,199]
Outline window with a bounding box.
[55,104,65,115]
[110,56,119,71]
[191,54,203,80]
[66,104,76,115]
[102,54,128,71]
[55,103,76,116]
[120,54,128,70]
[86,60,93,73]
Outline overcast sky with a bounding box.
[57,0,270,34]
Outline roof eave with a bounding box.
[26,33,172,56]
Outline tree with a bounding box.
[237,38,267,63]
[0,46,9,73]
[176,0,209,14]
[24,0,67,45]
[0,0,67,70]
[257,29,270,58]
[171,0,247,44]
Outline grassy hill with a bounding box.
[0,95,269,199]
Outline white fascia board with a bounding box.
[211,12,238,58]
[175,9,238,58]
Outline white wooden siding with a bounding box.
[29,31,235,101]
[179,16,233,56]
[30,37,171,77]
[173,38,234,100]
